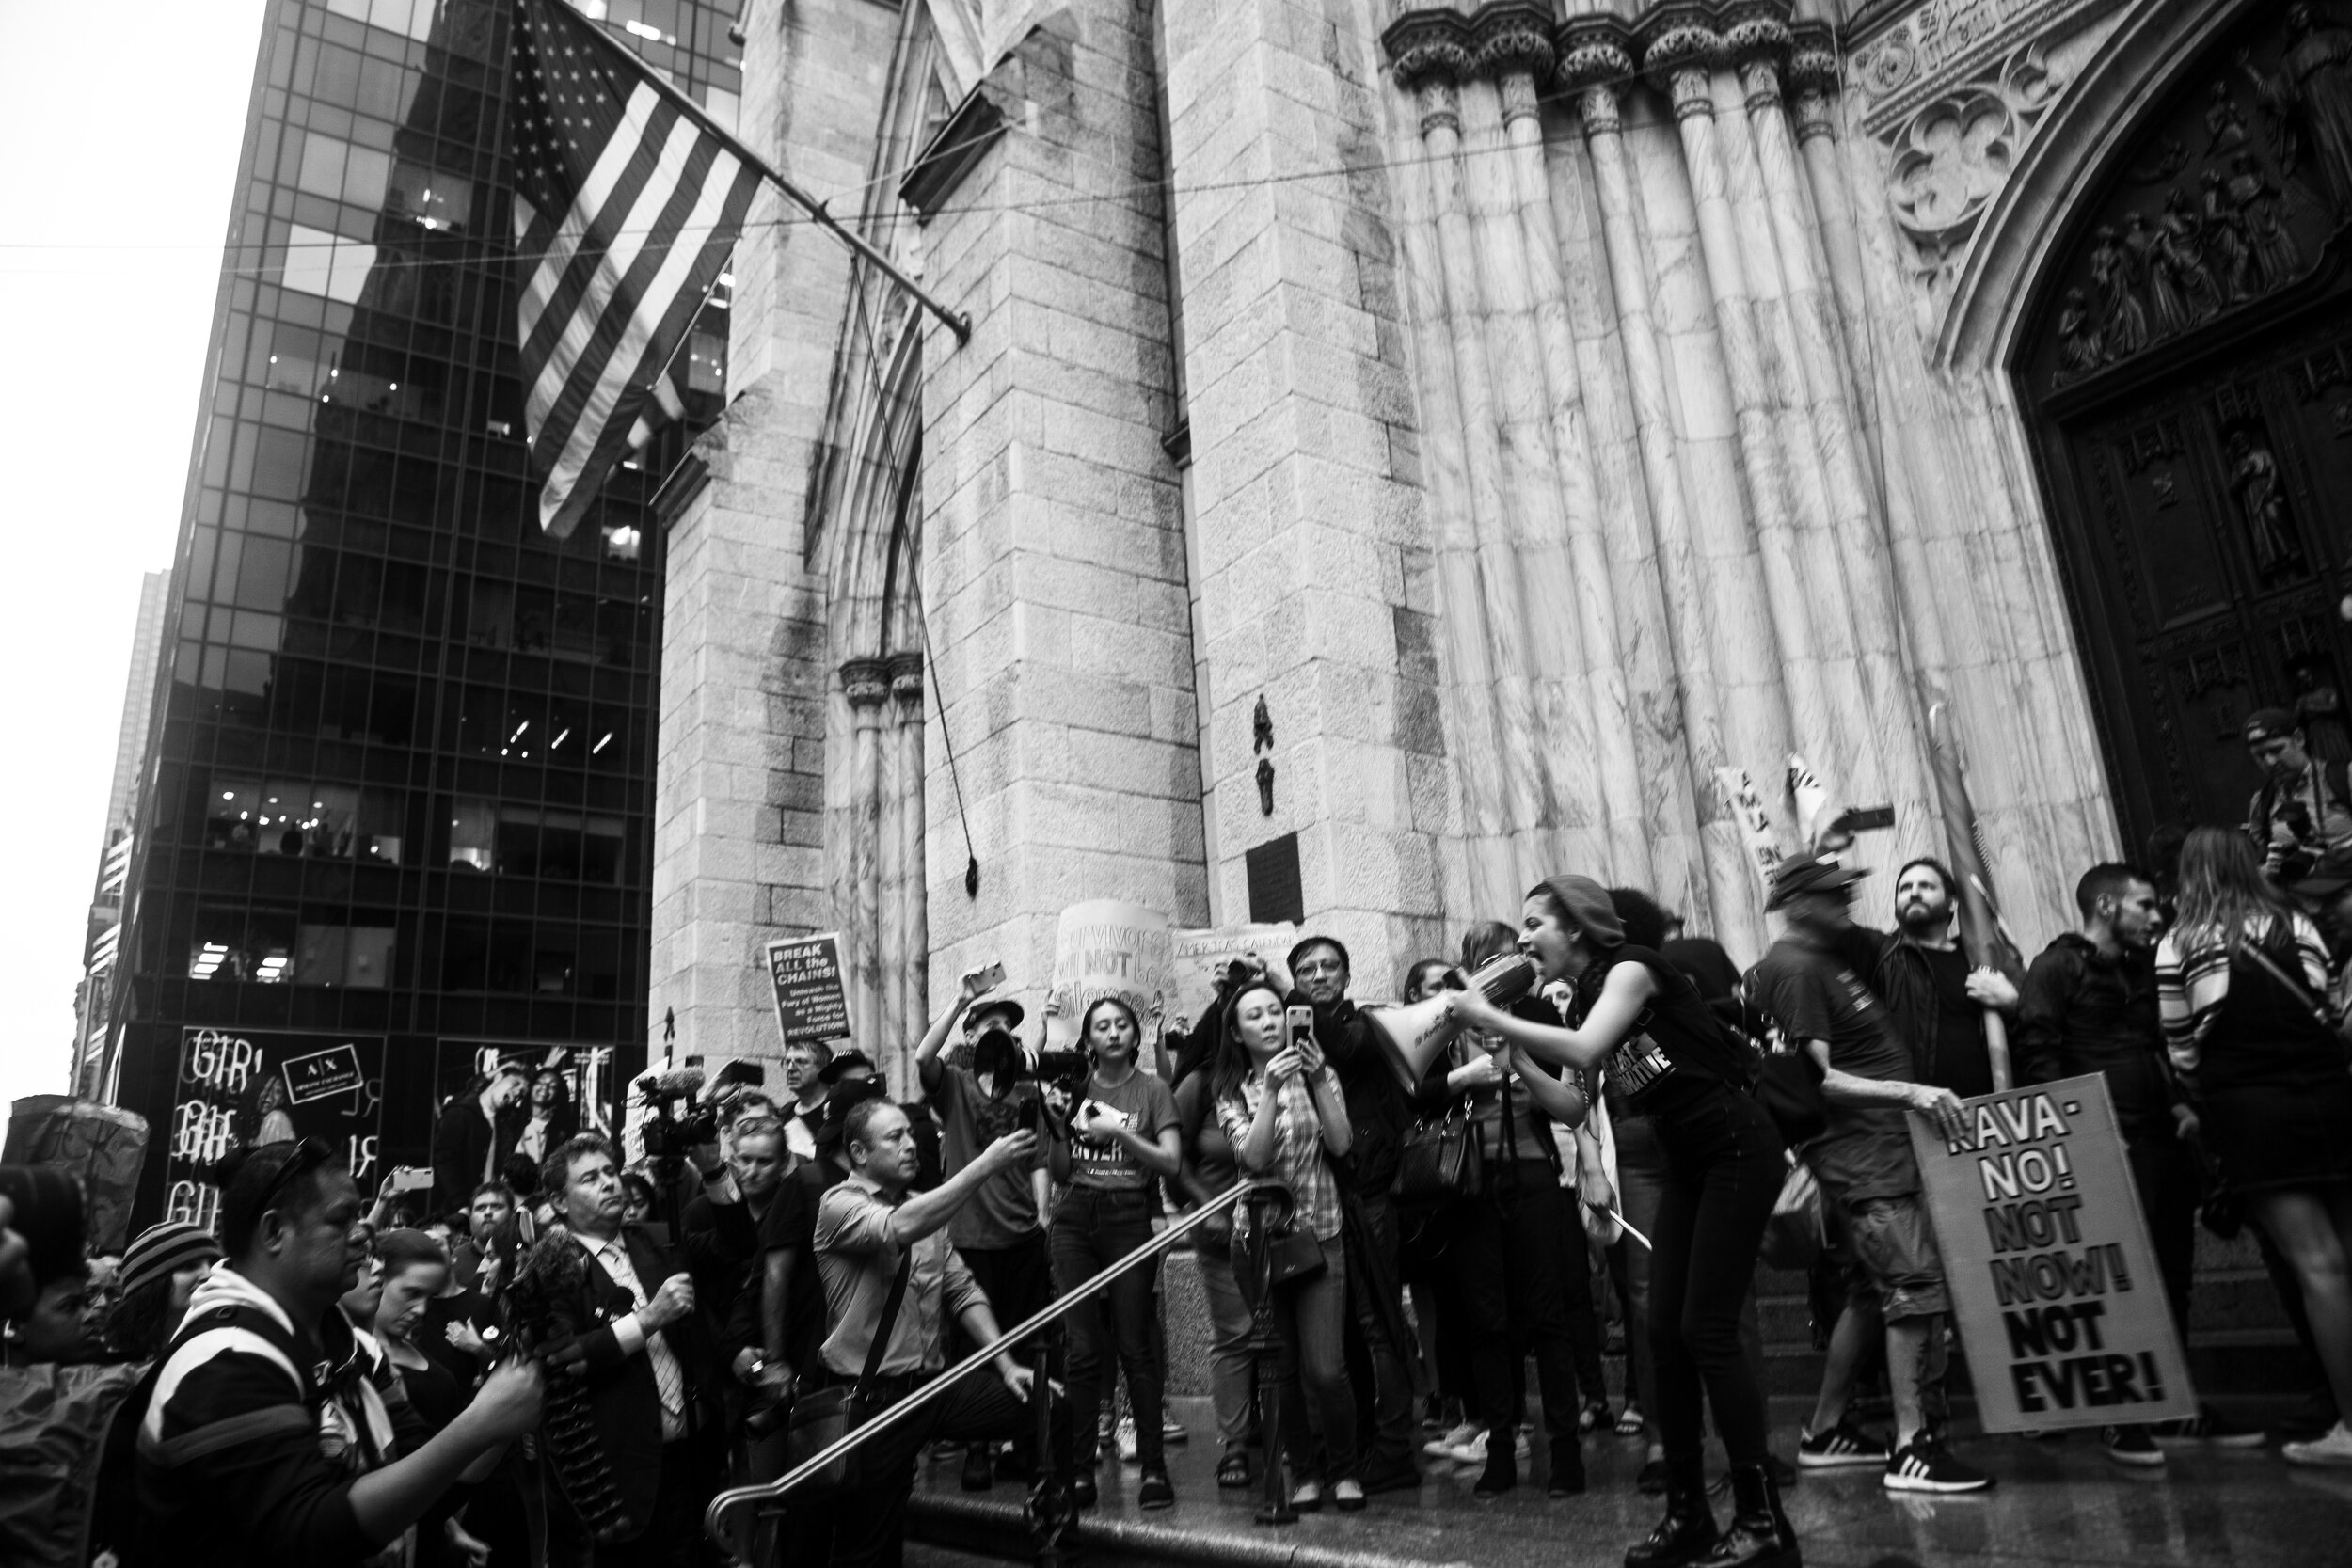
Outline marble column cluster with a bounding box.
[1378,0,1946,948]
[837,651,928,1069]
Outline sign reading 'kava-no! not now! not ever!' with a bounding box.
[1908,1074,2196,1433]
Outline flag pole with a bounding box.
[552,0,970,345]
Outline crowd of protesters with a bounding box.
[5,708,2352,1567]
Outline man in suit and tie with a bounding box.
[541,1132,755,1566]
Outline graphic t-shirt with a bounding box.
[1749,934,1921,1202]
[930,1063,1044,1249]
[1067,1070,1180,1192]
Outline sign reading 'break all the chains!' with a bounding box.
[1908,1073,2196,1433]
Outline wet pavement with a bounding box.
[907,1395,2351,1568]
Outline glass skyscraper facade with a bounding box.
[109,0,741,1225]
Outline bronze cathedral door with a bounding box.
[2023,4,2352,853]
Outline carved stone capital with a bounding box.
[1415,77,1462,138]
[1642,17,1724,103]
[1786,22,1840,97]
[1497,69,1543,125]
[1722,8,1793,70]
[1737,57,1784,113]
[1382,10,1472,93]
[1577,80,1625,138]
[842,657,891,710]
[1472,1,1556,83]
[885,651,924,705]
[1554,14,1635,94]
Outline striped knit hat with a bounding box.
[119,1220,223,1301]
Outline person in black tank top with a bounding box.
[1452,876,1792,1568]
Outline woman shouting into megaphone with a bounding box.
[1450,876,1792,1568]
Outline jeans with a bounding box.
[1050,1186,1164,1468]
[1553,1190,1610,1406]
[824,1369,1059,1568]
[956,1229,1052,1359]
[1198,1233,1257,1449]
[1649,1084,1782,1471]
[1242,1230,1358,1481]
[2123,1123,2200,1336]
[1346,1189,1421,1472]
[1454,1159,1586,1457]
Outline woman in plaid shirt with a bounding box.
[1214,977,1361,1511]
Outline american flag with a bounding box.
[509,0,761,537]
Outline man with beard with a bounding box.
[1840,858,2021,1101]
[916,969,1051,1491]
[2018,863,2264,1464]
[1288,935,1422,1495]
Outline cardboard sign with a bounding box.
[766,932,850,1046]
[165,1027,385,1232]
[281,1044,365,1105]
[1168,922,1300,1028]
[1043,900,1172,1053]
[1908,1074,2196,1432]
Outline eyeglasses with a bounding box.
[255,1136,336,1212]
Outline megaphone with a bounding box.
[1362,952,1539,1089]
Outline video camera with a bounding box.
[634,1068,718,1164]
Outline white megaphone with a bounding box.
[1362,952,1539,1089]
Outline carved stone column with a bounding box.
[1395,31,1555,877]
[1560,30,1761,951]
[1388,31,1518,918]
[1787,33,1883,494]
[1485,11,1651,887]
[886,651,927,1065]
[1731,16,1932,816]
[841,656,889,1061]
[1644,21,1836,778]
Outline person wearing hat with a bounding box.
[1455,876,1789,1568]
[1746,852,1991,1502]
[105,1220,226,1362]
[2243,705,2352,899]
[914,966,1052,1491]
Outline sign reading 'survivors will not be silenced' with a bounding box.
[1908,1074,2195,1433]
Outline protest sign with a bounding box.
[1168,922,1300,1026]
[1908,1073,2195,1433]
[165,1027,386,1232]
[1043,900,1172,1053]
[766,932,850,1046]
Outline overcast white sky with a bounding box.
[0,0,271,1115]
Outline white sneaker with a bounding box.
[1443,1429,1530,1465]
[1116,1416,1140,1464]
[2284,1421,2352,1467]
[1424,1421,1481,1460]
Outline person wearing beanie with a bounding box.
[106,1221,225,1362]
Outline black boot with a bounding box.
[1625,1459,1718,1568]
[1693,1465,1798,1568]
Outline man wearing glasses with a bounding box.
[136,1137,544,1567]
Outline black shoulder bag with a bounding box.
[785,1245,914,1492]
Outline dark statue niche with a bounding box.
[2035,3,2352,392]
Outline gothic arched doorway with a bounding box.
[2019,3,2352,851]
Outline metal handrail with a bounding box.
[705,1177,1281,1547]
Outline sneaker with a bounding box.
[1162,1416,1189,1446]
[2283,1421,2352,1467]
[1116,1416,1139,1464]
[2152,1407,2265,1449]
[1289,1479,1323,1513]
[1799,1420,1891,1469]
[2102,1425,2164,1468]
[1444,1429,1531,1465]
[1333,1478,1367,1512]
[1883,1433,1994,1494]
[1424,1420,1481,1460]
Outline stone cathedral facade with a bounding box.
[650,0,2352,1085]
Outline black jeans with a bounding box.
[1553,1195,1610,1406]
[1346,1189,1422,1473]
[1049,1185,1164,1468]
[1649,1084,1782,1472]
[824,1369,1057,1568]
[548,1430,723,1568]
[955,1229,1053,1358]
[2122,1122,2199,1336]
[1454,1159,1585,1457]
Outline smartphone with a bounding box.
[1836,803,1898,832]
[1285,1004,1316,1051]
[976,958,1007,992]
[389,1165,434,1194]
